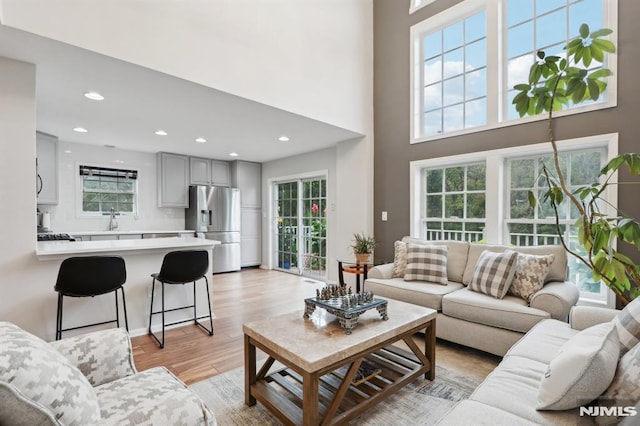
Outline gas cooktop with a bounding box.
[37,233,75,242]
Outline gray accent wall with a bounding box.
[373,0,640,263]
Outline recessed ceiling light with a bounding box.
[278,136,290,142]
[73,127,88,133]
[229,152,239,157]
[64,150,72,154]
[115,160,125,164]
[195,137,207,143]
[84,91,104,101]
[155,130,168,136]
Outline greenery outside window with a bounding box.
[80,165,138,215]
[410,133,617,306]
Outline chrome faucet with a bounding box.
[109,208,118,231]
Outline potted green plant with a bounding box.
[351,232,378,263]
[513,24,640,304]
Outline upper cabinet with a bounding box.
[36,132,58,205]
[231,161,261,208]
[157,152,189,207]
[211,160,231,187]
[189,157,230,187]
[189,157,211,186]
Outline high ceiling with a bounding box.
[0,25,362,162]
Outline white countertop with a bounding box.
[36,236,219,260]
[66,230,196,236]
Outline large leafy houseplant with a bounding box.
[513,24,640,304]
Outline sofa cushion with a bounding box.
[597,341,640,422]
[509,253,555,302]
[463,244,567,285]
[612,296,640,355]
[505,319,578,365]
[95,366,215,426]
[404,243,448,284]
[0,322,101,426]
[468,250,518,299]
[391,240,408,278]
[402,237,469,283]
[365,278,464,311]
[442,288,550,333]
[537,322,619,411]
[471,355,583,425]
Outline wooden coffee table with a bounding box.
[243,298,436,425]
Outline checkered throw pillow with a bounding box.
[404,243,448,285]
[468,249,518,299]
[613,296,640,355]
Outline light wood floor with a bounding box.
[131,269,501,385]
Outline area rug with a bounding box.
[190,365,478,425]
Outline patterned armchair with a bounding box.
[0,322,216,425]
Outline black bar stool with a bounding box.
[148,250,214,348]
[55,256,128,340]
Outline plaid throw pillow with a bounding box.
[404,244,448,285]
[613,296,640,355]
[468,250,518,299]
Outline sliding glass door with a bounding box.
[274,177,327,280]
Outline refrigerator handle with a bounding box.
[200,210,210,227]
[208,210,213,226]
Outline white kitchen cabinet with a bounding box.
[240,208,261,266]
[231,161,261,208]
[189,157,211,185]
[36,132,58,205]
[157,152,189,208]
[211,160,230,187]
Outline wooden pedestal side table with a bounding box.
[243,298,436,425]
[337,259,374,293]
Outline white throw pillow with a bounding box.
[612,296,640,355]
[403,243,448,285]
[508,253,555,303]
[537,322,620,411]
[468,250,518,299]
[391,240,408,278]
[597,342,640,425]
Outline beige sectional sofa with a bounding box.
[365,237,580,356]
[438,306,638,425]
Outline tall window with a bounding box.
[506,149,607,298]
[80,165,138,215]
[411,134,617,306]
[422,163,486,241]
[411,0,616,142]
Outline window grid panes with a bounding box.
[422,162,486,242]
[81,166,137,215]
[505,0,607,119]
[506,148,606,297]
[412,0,614,141]
[422,11,487,137]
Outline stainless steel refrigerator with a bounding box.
[186,186,241,273]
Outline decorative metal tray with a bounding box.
[304,292,388,334]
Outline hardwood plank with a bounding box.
[131,268,501,386]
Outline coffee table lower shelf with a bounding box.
[248,345,430,425]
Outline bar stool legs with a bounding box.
[148,276,214,349]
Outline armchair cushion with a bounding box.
[49,328,136,387]
[95,367,215,425]
[0,322,101,426]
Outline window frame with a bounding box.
[76,163,139,218]
[409,132,619,307]
[410,0,618,144]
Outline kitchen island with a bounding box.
[36,237,220,338]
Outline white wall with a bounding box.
[2,0,373,135]
[42,141,185,232]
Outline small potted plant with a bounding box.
[351,232,378,263]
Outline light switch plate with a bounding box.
[381,211,388,221]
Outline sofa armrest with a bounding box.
[529,281,579,321]
[368,263,394,279]
[569,305,618,331]
[48,327,137,387]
